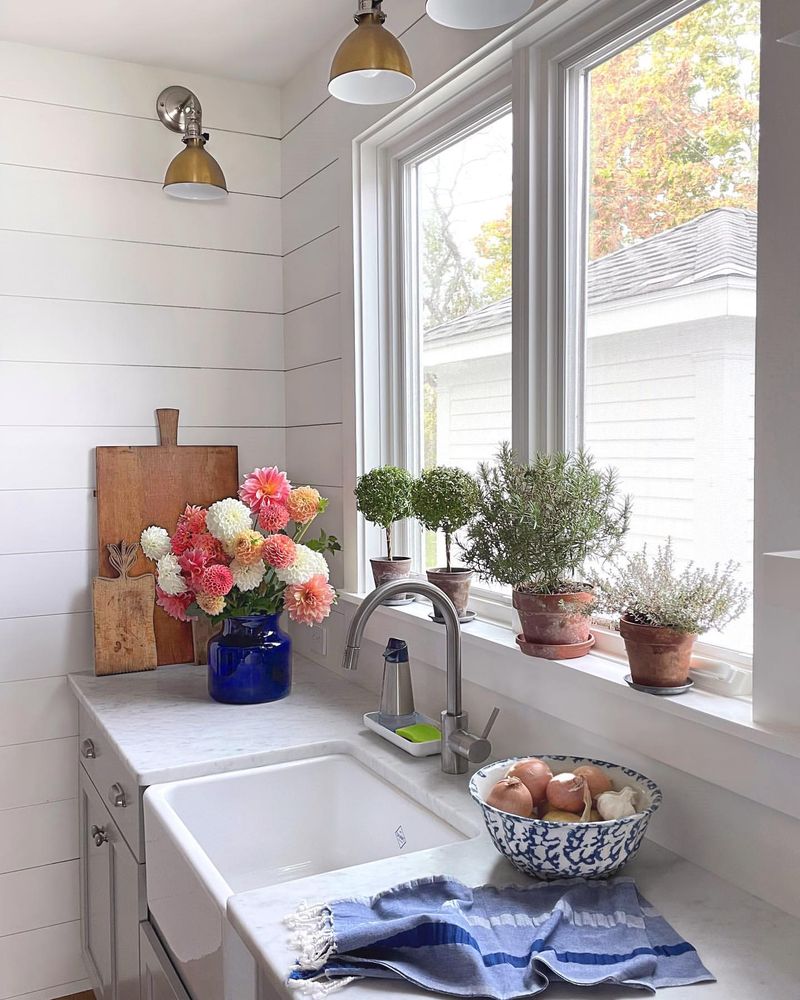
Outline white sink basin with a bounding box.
[144,754,466,1000]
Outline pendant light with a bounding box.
[156,86,227,201]
[426,0,534,30]
[329,0,415,105]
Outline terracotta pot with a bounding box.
[513,588,594,650]
[426,567,473,616]
[370,557,412,604]
[619,616,697,687]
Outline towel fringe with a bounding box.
[285,902,336,972]
[288,973,358,999]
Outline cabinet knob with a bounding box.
[109,783,127,808]
[81,738,96,759]
[90,824,108,847]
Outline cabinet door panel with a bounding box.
[80,768,113,998]
[140,921,191,1000]
[79,766,142,1000]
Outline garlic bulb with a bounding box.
[596,786,639,820]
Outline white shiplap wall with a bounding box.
[0,41,283,1000]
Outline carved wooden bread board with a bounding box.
[93,541,157,675]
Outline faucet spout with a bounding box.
[342,579,495,773]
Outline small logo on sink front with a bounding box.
[395,825,407,849]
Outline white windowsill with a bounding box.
[339,591,794,756]
[336,590,800,824]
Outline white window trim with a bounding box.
[352,0,755,694]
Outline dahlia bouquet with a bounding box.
[139,467,340,627]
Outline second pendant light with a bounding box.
[426,0,535,30]
[329,0,415,105]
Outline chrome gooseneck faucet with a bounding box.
[343,580,499,774]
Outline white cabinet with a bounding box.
[140,921,192,1000]
[79,766,143,1000]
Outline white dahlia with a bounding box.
[157,552,188,595]
[206,498,252,545]
[230,558,266,592]
[275,544,329,586]
[140,525,171,561]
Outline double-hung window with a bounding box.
[364,0,759,664]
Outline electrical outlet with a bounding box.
[308,625,328,657]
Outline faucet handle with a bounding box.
[481,706,501,740]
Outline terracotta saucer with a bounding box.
[515,633,596,660]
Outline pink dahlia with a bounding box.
[178,547,209,591]
[170,521,194,556]
[179,504,207,535]
[192,532,229,564]
[201,564,234,597]
[284,575,336,626]
[239,466,291,515]
[262,534,297,570]
[156,587,194,622]
[258,502,290,533]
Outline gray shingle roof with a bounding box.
[424,207,757,342]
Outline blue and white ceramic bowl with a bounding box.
[469,755,662,880]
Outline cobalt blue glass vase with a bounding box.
[207,614,292,705]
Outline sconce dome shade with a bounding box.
[329,15,415,105]
[426,0,534,29]
[163,140,227,201]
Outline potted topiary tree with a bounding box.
[461,444,631,659]
[354,466,414,600]
[593,541,748,688]
[411,466,479,618]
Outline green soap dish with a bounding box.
[395,722,442,743]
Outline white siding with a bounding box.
[0,40,283,998]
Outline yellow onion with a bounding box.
[574,765,613,801]
[506,758,553,804]
[485,776,533,817]
[542,809,582,823]
[545,772,587,814]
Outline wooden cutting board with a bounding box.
[96,409,239,666]
[93,541,157,675]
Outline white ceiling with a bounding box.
[0,0,358,86]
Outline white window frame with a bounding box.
[353,0,754,677]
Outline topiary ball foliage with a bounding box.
[411,466,479,536]
[354,466,413,559]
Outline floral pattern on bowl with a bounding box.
[469,755,662,880]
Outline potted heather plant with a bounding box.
[411,465,479,617]
[461,444,631,659]
[593,541,748,688]
[354,465,414,598]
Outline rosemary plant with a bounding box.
[461,444,631,594]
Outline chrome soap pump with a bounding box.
[377,638,417,731]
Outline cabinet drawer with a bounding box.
[79,707,143,861]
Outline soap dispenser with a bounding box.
[377,638,417,731]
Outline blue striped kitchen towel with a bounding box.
[286,876,714,998]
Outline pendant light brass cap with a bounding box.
[329,10,415,105]
[163,138,228,201]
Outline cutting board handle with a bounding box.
[156,409,179,447]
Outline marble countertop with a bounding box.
[71,660,800,999]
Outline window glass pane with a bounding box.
[583,0,759,653]
[416,112,513,569]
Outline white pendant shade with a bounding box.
[164,182,227,201]
[329,68,416,105]
[426,0,534,29]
